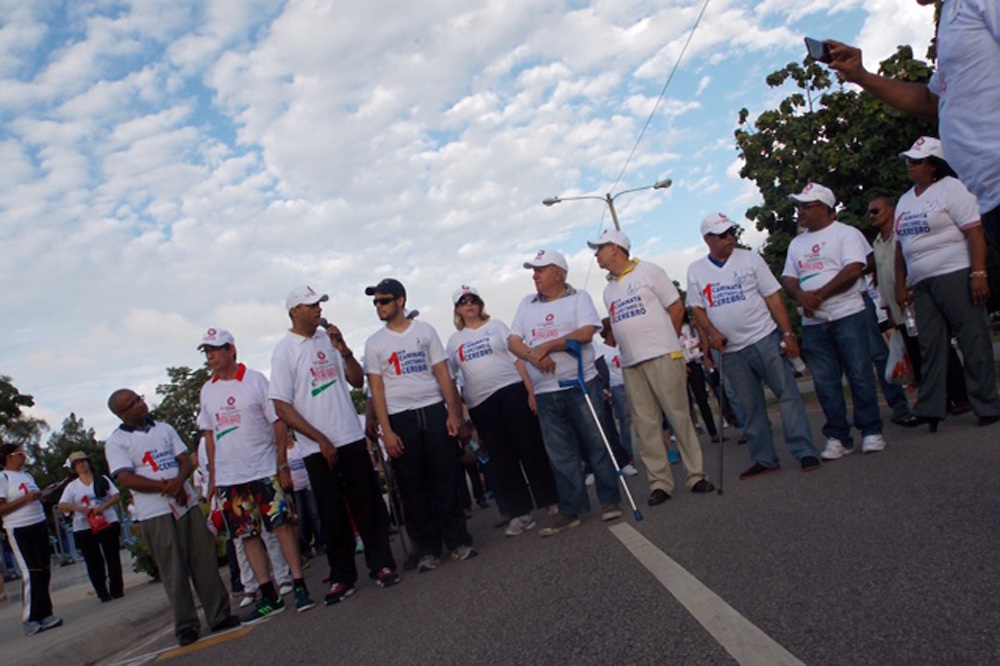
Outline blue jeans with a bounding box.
[536,379,621,515]
[722,330,819,467]
[609,385,634,460]
[802,310,883,445]
[862,294,909,416]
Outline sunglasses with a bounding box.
[906,157,927,165]
[456,296,480,306]
[867,207,882,216]
[372,297,397,306]
[711,229,737,239]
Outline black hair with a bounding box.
[0,443,19,467]
[927,156,958,182]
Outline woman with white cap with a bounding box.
[447,285,559,536]
[894,136,1000,431]
[58,451,124,601]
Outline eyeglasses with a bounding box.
[795,201,826,210]
[373,297,397,306]
[456,296,480,306]
[710,229,737,239]
[906,157,927,165]
[867,207,882,216]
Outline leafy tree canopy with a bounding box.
[149,365,211,450]
[0,375,35,427]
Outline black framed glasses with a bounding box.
[711,228,737,239]
[373,297,397,306]
[456,296,480,306]
[906,157,927,165]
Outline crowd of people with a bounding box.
[3,12,1000,645]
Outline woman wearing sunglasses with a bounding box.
[893,136,1000,431]
[0,444,63,635]
[446,286,558,536]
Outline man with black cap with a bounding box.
[197,327,314,622]
[363,278,476,572]
[269,286,399,606]
[687,214,821,480]
[781,184,887,460]
[508,251,623,536]
[589,231,715,505]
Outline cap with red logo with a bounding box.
[899,136,944,161]
[523,249,569,272]
[452,284,482,305]
[788,182,837,208]
[197,327,235,351]
[285,285,329,311]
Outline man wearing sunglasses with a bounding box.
[688,214,821,480]
[781,183,887,460]
[363,278,475,572]
[270,285,400,606]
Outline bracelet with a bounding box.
[970,271,987,279]
[782,331,795,338]
[278,464,290,472]
[341,352,354,360]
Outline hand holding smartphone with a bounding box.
[804,37,832,64]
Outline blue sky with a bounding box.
[0,0,935,437]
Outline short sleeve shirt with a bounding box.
[447,319,523,408]
[782,222,868,326]
[687,249,781,351]
[269,329,365,454]
[0,470,46,529]
[105,420,196,521]
[59,476,120,532]
[364,320,449,414]
[602,260,682,367]
[894,177,980,284]
[510,287,602,394]
[198,364,280,486]
[593,341,625,387]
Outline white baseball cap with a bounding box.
[700,213,740,237]
[586,229,631,252]
[285,285,329,311]
[899,136,944,160]
[197,327,235,350]
[523,250,569,272]
[452,284,482,305]
[788,182,836,208]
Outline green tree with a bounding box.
[149,365,210,449]
[734,47,936,275]
[0,376,49,463]
[32,413,105,489]
[0,375,35,426]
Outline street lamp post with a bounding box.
[542,178,672,231]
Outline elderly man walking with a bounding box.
[687,214,821,479]
[588,231,715,505]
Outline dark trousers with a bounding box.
[293,488,324,553]
[75,523,124,600]
[469,383,559,517]
[687,361,718,437]
[389,402,472,556]
[9,521,53,623]
[304,440,395,586]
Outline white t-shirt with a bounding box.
[602,260,682,367]
[687,249,781,351]
[59,476,120,532]
[270,329,365,455]
[782,222,868,326]
[509,287,602,394]
[894,176,980,284]
[285,440,311,492]
[447,319,523,408]
[0,470,46,529]
[105,420,196,521]
[198,364,280,486]
[365,320,449,414]
[593,341,624,387]
[929,0,1000,213]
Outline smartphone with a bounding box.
[804,37,832,64]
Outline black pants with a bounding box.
[389,402,472,556]
[9,521,53,623]
[469,383,559,517]
[687,361,718,437]
[305,440,395,586]
[75,523,124,600]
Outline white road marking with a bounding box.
[609,523,806,666]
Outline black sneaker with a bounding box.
[800,456,821,472]
[647,489,671,506]
[739,462,780,480]
[691,479,716,493]
[178,627,199,646]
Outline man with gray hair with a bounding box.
[509,250,623,536]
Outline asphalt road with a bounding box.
[103,401,1000,666]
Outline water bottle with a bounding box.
[780,341,807,374]
[469,440,490,465]
[904,305,918,336]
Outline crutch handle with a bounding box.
[557,339,587,390]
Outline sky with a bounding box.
[0,0,936,441]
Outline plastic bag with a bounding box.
[885,332,914,386]
[87,512,111,534]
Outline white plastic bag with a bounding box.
[885,332,914,386]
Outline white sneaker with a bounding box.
[278,582,294,596]
[620,463,639,476]
[584,473,595,486]
[547,504,559,516]
[862,434,886,453]
[821,438,852,460]
[239,593,256,608]
[504,514,537,537]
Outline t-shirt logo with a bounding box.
[895,209,931,237]
[309,352,338,396]
[545,314,554,323]
[141,449,178,473]
[388,349,429,375]
[702,281,746,308]
[798,243,826,283]
[215,396,242,439]
[610,295,646,322]
[458,337,493,362]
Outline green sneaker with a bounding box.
[241,596,285,625]
[294,586,315,612]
